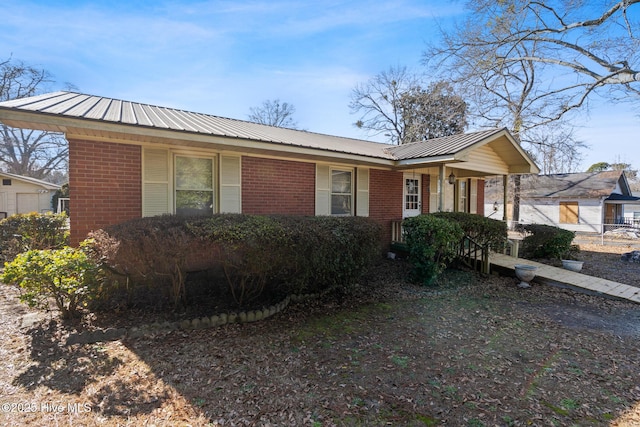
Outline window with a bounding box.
[331,169,352,215]
[175,155,215,216]
[2,179,11,186]
[459,180,468,212]
[559,201,579,224]
[405,178,419,210]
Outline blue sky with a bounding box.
[2,0,639,172]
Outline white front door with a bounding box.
[403,173,421,218]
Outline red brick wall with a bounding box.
[477,178,485,215]
[69,139,142,245]
[241,156,315,215]
[370,169,403,248]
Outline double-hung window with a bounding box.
[331,169,353,215]
[175,155,215,216]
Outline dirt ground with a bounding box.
[1,239,640,426]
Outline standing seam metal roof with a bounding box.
[0,91,509,162]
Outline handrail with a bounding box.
[391,220,405,243]
[458,235,490,274]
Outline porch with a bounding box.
[390,219,492,274]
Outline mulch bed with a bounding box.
[1,242,639,426]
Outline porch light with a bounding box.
[448,172,456,184]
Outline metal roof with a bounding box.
[0,91,534,169]
[386,128,504,159]
[519,170,629,198]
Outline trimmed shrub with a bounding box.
[431,211,508,250]
[88,214,382,311]
[88,215,205,310]
[518,223,575,260]
[0,212,69,262]
[403,214,464,286]
[1,243,101,319]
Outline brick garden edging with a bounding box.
[64,293,322,346]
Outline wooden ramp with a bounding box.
[490,252,640,304]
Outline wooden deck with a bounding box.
[490,252,640,304]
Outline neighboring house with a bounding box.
[0,172,60,218]
[624,192,640,227]
[486,171,639,233]
[0,91,538,246]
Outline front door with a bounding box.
[403,173,421,218]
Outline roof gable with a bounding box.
[0,172,61,190]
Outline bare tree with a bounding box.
[0,57,69,180]
[350,66,467,144]
[247,99,298,129]
[349,65,419,144]
[424,1,639,223]
[427,1,640,123]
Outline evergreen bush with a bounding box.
[403,214,464,286]
[1,243,101,319]
[518,223,575,259]
[0,212,69,262]
[431,211,507,250]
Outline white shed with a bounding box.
[0,172,61,218]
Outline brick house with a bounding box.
[0,92,539,246]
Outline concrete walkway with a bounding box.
[490,252,640,304]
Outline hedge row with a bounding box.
[87,214,382,310]
[430,211,507,250]
[517,223,576,260]
[0,212,69,262]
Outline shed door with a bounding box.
[403,173,421,218]
[17,193,39,214]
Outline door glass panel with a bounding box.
[405,178,419,210]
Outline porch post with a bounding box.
[439,165,446,212]
[503,174,509,223]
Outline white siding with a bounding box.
[0,180,54,216]
[17,193,39,214]
[519,198,603,233]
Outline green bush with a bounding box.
[518,223,575,260]
[0,212,69,262]
[403,214,464,286]
[1,243,101,319]
[88,214,382,310]
[431,211,508,250]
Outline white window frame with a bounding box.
[174,154,216,216]
[459,179,468,213]
[330,167,354,216]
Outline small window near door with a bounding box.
[559,201,579,224]
[405,178,419,210]
[2,179,11,186]
[459,180,468,212]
